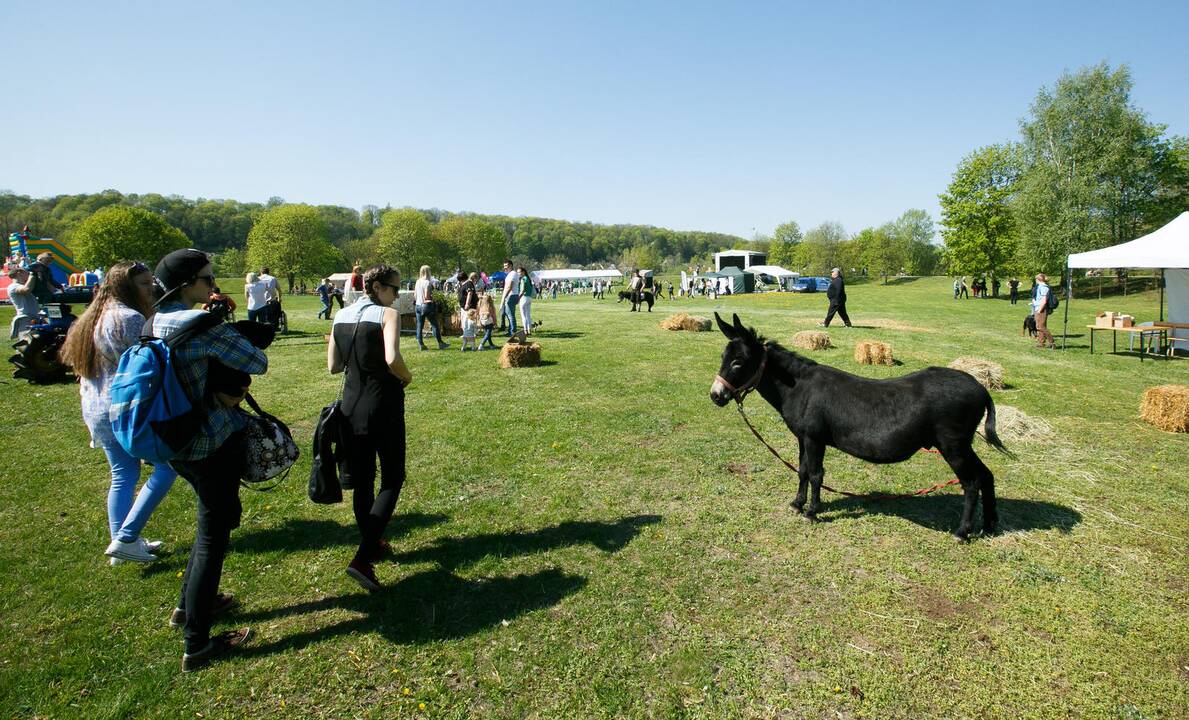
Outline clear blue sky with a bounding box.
[3,1,1186,240]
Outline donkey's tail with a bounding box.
[982,394,1014,457]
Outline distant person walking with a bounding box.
[29,252,64,305]
[316,278,333,320]
[819,267,852,328]
[244,272,269,323]
[60,261,177,565]
[328,265,414,593]
[960,276,970,299]
[414,265,448,350]
[1008,278,1020,305]
[992,277,1001,298]
[258,267,280,326]
[477,293,498,350]
[1031,273,1055,349]
[458,271,479,330]
[953,277,961,300]
[500,260,520,336]
[517,266,534,333]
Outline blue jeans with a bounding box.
[504,294,520,335]
[415,303,443,347]
[104,444,178,543]
[480,325,494,347]
[317,299,332,319]
[247,308,265,323]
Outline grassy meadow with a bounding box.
[0,276,1186,719]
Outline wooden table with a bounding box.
[1086,325,1168,361]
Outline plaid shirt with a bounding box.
[153,302,268,460]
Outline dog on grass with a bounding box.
[1022,314,1038,337]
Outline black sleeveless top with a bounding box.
[332,299,404,434]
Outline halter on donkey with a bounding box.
[710,313,1008,541]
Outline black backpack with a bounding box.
[1047,290,1060,312]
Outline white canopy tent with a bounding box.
[530,268,623,283]
[1066,211,1189,351]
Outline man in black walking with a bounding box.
[819,267,852,328]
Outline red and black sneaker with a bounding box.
[346,558,381,593]
[181,627,251,673]
[371,538,392,562]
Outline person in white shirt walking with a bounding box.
[244,272,269,323]
[1030,273,1055,349]
[414,265,448,350]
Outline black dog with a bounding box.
[1022,314,1037,337]
[617,290,656,312]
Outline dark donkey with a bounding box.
[709,313,1008,540]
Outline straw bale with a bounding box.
[948,356,1005,390]
[498,342,541,368]
[1140,385,1189,433]
[991,405,1053,444]
[854,340,893,365]
[793,330,832,350]
[660,313,711,331]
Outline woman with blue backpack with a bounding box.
[60,261,177,565]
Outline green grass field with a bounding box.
[1,277,1185,719]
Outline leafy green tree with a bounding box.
[939,145,1021,279]
[435,216,509,272]
[794,221,846,274]
[374,208,436,277]
[71,205,188,268]
[858,224,905,281]
[768,220,802,267]
[246,204,340,283]
[212,247,246,278]
[1015,63,1178,272]
[893,209,940,275]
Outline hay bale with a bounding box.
[660,313,711,331]
[498,342,541,368]
[948,356,1005,390]
[991,405,1053,444]
[793,330,831,351]
[854,340,893,366]
[660,313,690,330]
[1140,385,1189,433]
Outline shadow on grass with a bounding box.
[531,330,586,339]
[232,515,661,654]
[234,513,450,555]
[818,495,1081,535]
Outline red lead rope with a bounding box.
[732,401,960,499]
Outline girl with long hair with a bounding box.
[61,261,178,564]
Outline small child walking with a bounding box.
[461,308,478,351]
[477,295,497,350]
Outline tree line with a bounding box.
[939,62,1189,280]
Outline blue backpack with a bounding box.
[108,313,222,464]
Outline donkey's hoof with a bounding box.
[952,532,970,543]
[790,500,805,513]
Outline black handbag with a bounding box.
[242,392,299,487]
[308,316,361,504]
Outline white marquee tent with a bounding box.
[1066,211,1189,351]
[530,268,623,283]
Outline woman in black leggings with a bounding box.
[327,264,413,591]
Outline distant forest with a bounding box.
[0,190,745,268]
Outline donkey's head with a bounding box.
[710,312,766,406]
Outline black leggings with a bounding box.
[341,422,406,562]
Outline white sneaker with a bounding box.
[105,538,158,563]
[109,556,125,566]
[138,537,164,553]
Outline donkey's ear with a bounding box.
[715,312,736,338]
[732,313,757,342]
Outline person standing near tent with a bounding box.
[1030,273,1055,349]
[819,267,853,328]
